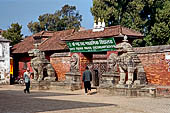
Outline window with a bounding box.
[0,44,2,57]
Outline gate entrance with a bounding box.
[87,62,107,87]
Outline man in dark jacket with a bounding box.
[82,66,92,95]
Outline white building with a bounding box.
[0,35,10,84]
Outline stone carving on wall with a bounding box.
[28,49,56,82]
[107,53,118,73]
[70,53,79,73]
[65,53,81,90]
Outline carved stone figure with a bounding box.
[28,49,56,82]
[65,53,81,90]
[117,53,135,85]
[115,36,146,86]
[70,53,79,73]
[107,53,118,73]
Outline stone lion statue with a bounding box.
[115,36,146,86]
[28,49,56,82]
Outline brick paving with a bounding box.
[0,85,170,113]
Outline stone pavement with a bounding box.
[0,85,170,113]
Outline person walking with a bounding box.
[23,68,31,94]
[82,66,92,95]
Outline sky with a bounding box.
[0,0,94,36]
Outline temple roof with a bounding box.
[11,25,143,54]
[62,25,143,41]
[39,29,74,51]
[12,36,35,54]
[12,29,74,54]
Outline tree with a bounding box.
[135,0,166,46]
[144,0,170,46]
[91,0,145,32]
[2,23,23,46]
[91,0,170,47]
[28,5,82,34]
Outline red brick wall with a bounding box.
[18,57,32,78]
[50,54,71,81]
[49,46,170,86]
[137,53,170,86]
[78,53,92,88]
[50,52,93,84]
[79,53,93,80]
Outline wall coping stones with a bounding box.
[50,52,70,57]
[134,45,170,54]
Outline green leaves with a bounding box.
[91,0,170,47]
[2,23,23,46]
[144,0,170,46]
[27,5,82,34]
[91,0,145,29]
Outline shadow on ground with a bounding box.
[90,91,98,95]
[0,90,117,113]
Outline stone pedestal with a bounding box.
[116,84,127,88]
[98,85,156,97]
[100,72,119,88]
[118,72,126,85]
[31,80,51,90]
[126,67,134,85]
[65,72,81,90]
[30,80,70,90]
[44,77,56,82]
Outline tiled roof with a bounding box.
[62,25,143,41]
[11,25,143,54]
[39,29,74,51]
[33,31,54,37]
[12,36,35,54]
[11,29,74,54]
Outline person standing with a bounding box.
[23,68,31,94]
[82,66,92,95]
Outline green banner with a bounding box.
[66,37,116,52]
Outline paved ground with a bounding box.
[0,85,170,113]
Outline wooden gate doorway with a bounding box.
[86,62,107,87]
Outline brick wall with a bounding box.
[50,45,170,86]
[17,56,32,78]
[50,52,93,83]
[134,45,170,86]
[50,53,71,81]
[79,53,93,80]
